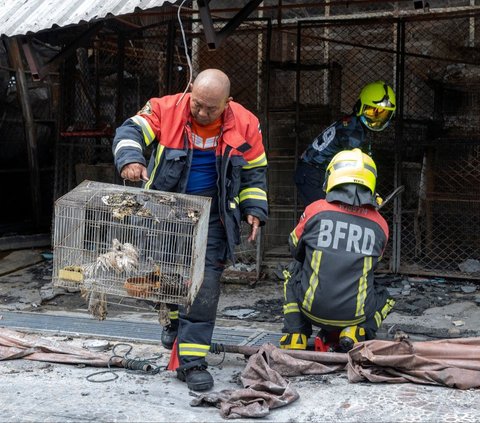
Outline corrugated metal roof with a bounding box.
[0,0,174,37]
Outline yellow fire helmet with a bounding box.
[324,148,377,194]
[356,81,396,131]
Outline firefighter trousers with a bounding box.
[282,261,395,340]
[294,160,326,207]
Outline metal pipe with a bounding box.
[211,343,348,364]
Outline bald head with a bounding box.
[193,69,231,98]
[190,69,232,125]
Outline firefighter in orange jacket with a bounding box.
[113,69,268,391]
[280,149,394,352]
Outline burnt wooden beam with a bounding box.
[22,23,104,81]
[197,0,263,49]
[3,36,42,227]
[0,234,51,252]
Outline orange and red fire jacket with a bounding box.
[113,93,268,259]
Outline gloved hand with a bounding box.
[375,194,383,207]
[279,333,308,350]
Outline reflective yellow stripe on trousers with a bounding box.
[178,343,210,357]
[302,250,322,312]
[355,256,372,317]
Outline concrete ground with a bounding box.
[1,250,480,422]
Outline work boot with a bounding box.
[338,325,365,353]
[161,323,178,350]
[279,333,308,350]
[177,365,214,392]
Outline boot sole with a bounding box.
[177,372,213,391]
[186,381,213,391]
[161,341,174,350]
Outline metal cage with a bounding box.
[52,180,211,307]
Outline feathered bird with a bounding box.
[84,239,139,277]
[83,290,108,321]
[82,239,140,320]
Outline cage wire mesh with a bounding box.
[52,181,211,311]
[190,19,270,280]
[399,15,480,278]
[53,9,480,280]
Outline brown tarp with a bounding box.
[191,343,345,419]
[193,338,480,418]
[3,327,480,418]
[347,337,480,389]
[0,327,123,367]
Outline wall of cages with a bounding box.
[399,14,480,278]
[267,12,480,279]
[56,10,480,280]
[56,18,270,279]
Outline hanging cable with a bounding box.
[175,0,194,106]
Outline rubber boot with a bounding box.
[177,365,214,392]
[161,322,178,350]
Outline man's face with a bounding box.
[190,85,229,126]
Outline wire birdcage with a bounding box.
[52,181,211,314]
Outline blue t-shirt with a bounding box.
[186,149,217,193]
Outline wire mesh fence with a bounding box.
[398,15,480,278]
[265,19,398,270]
[54,9,480,280]
[55,18,269,282]
[266,12,480,279]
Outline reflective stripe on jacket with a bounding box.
[288,199,388,327]
[112,93,268,259]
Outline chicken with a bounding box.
[84,239,139,277]
[101,193,153,221]
[81,239,140,320]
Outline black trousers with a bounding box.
[294,160,326,207]
[168,188,228,370]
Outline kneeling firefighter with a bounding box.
[280,148,395,352]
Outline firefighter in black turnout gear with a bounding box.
[295,81,396,207]
[280,149,395,352]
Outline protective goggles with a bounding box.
[363,106,393,121]
[361,106,394,130]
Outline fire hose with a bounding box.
[209,343,348,364]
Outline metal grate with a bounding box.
[0,311,282,346]
[52,181,211,307]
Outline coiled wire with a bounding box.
[86,343,163,383]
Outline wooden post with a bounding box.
[4,36,42,227]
